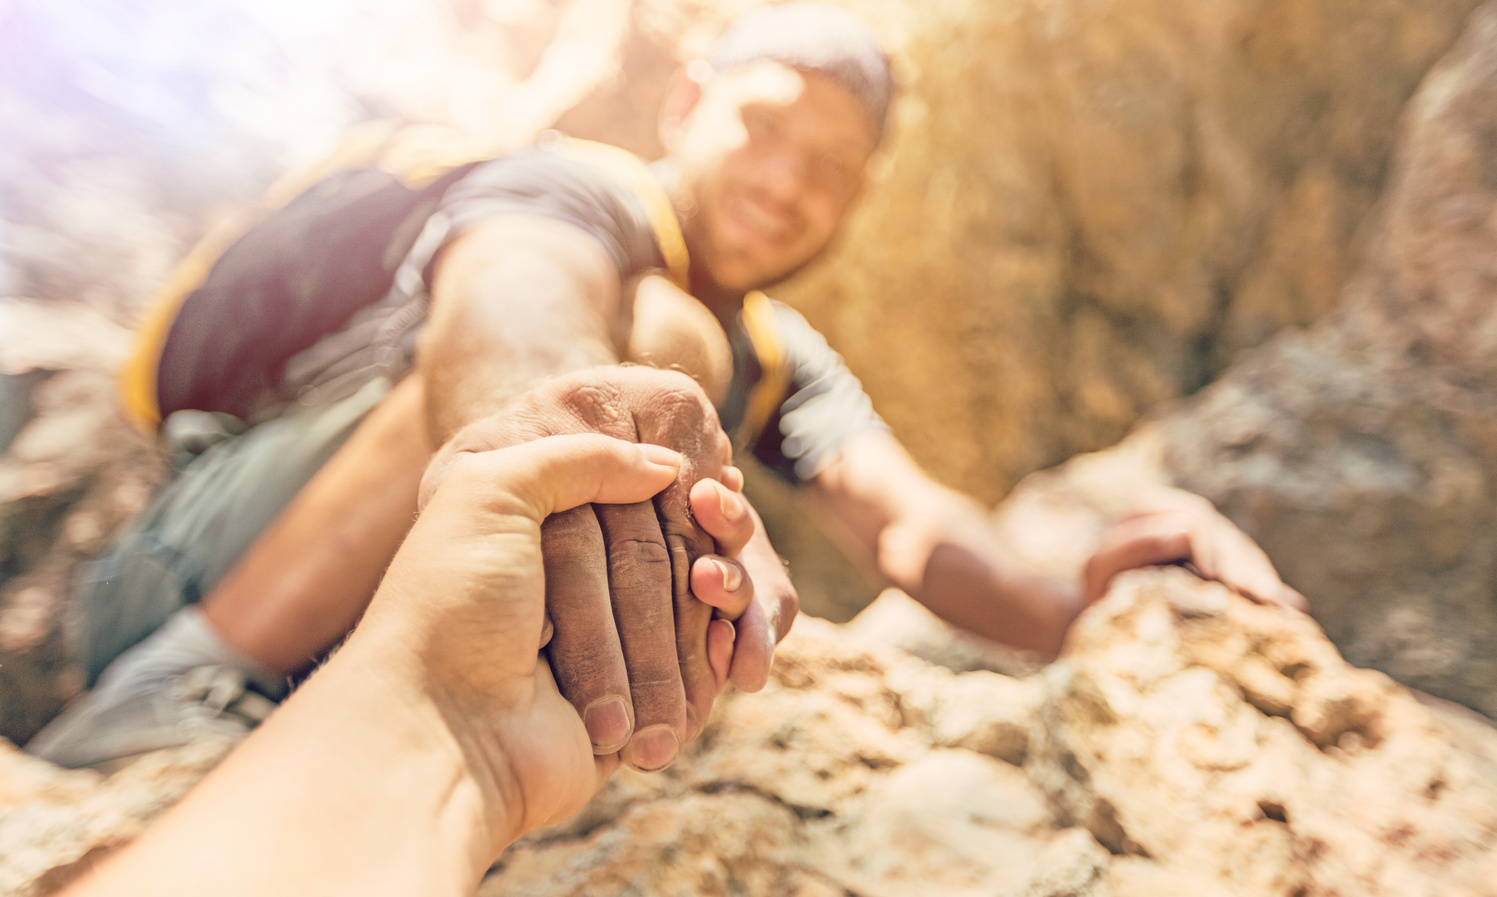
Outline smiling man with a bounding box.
[29,2,1303,777]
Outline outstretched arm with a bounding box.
[813,431,1079,655]
[420,215,625,441]
[423,227,778,768]
[813,431,1304,656]
[60,435,684,897]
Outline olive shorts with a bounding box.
[76,378,389,685]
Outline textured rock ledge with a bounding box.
[3,570,1494,896]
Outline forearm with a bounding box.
[419,216,624,443]
[909,521,1081,656]
[879,486,1079,655]
[816,432,1081,656]
[63,636,507,897]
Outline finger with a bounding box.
[720,465,744,493]
[423,434,681,516]
[1081,511,1194,605]
[690,555,753,620]
[1269,583,1310,612]
[1202,518,1310,611]
[688,478,755,557]
[708,619,735,691]
[542,506,635,755]
[723,521,796,691]
[727,596,776,693]
[532,660,622,821]
[594,501,688,773]
[668,532,719,742]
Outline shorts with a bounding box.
[76,378,390,685]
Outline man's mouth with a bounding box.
[727,194,795,246]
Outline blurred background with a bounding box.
[6,1,1497,892]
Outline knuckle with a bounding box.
[609,538,672,574]
[629,673,684,693]
[562,383,633,436]
[542,515,601,555]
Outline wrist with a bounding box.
[333,627,526,859]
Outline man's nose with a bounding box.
[758,148,810,203]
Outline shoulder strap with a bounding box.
[548,137,691,290]
[736,291,791,453]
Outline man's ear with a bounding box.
[658,61,710,152]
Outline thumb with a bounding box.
[434,434,683,524]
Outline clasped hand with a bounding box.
[418,365,794,774]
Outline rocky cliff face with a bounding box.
[1130,3,1497,717]
[3,574,1494,896]
[0,301,163,746]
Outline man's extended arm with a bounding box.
[813,430,1305,656]
[420,215,624,442]
[417,218,780,769]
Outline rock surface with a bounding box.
[0,300,164,746]
[2,572,1494,896]
[6,0,1497,893]
[976,0,1497,718]
[1062,1,1497,717]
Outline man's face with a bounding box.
[666,60,880,294]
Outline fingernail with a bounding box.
[583,697,631,753]
[638,443,683,469]
[718,482,747,522]
[709,618,736,689]
[711,558,743,592]
[629,725,680,772]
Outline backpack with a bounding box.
[120,123,503,429]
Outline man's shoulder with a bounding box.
[456,138,655,200]
[443,137,681,283]
[760,298,838,370]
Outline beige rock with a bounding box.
[3,582,1495,895]
[0,299,163,745]
[1032,567,1497,896]
[771,0,1482,507]
[0,737,231,897]
[1143,2,1497,716]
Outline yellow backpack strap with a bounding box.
[550,138,691,290]
[736,291,790,452]
[118,206,264,432]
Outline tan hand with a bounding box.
[421,365,732,772]
[370,433,683,844]
[1081,487,1308,611]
